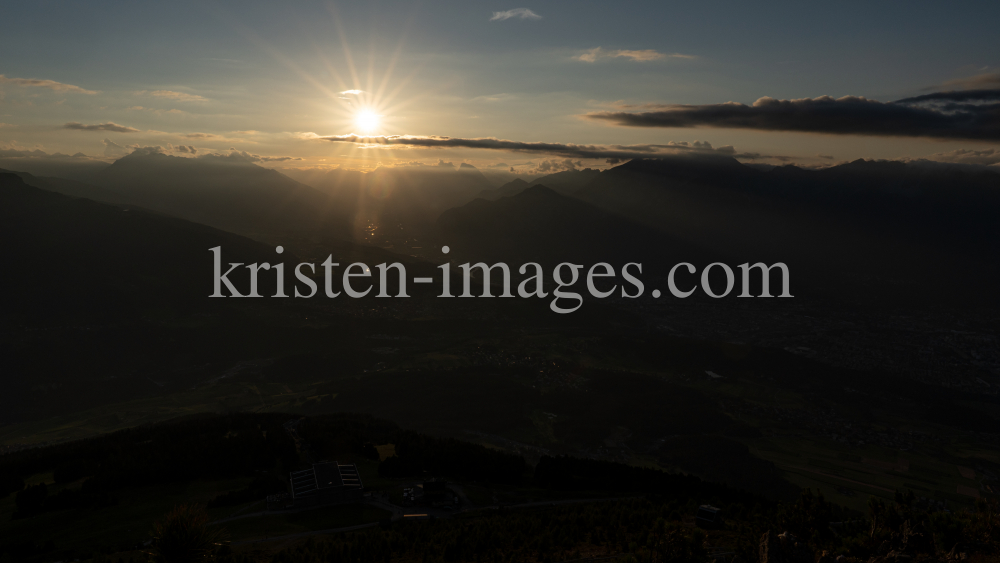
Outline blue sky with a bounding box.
[2,0,998,171]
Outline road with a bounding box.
[228,495,635,546]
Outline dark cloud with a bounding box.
[183,133,218,139]
[320,134,752,161]
[894,89,1000,104]
[174,144,198,154]
[587,93,1000,140]
[531,159,584,173]
[64,122,140,133]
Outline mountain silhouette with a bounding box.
[478,178,530,201]
[92,151,351,241]
[573,157,1000,308]
[0,168,129,204]
[0,171,286,321]
[479,168,602,201]
[437,184,716,270]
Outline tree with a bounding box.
[150,504,227,563]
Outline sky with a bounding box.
[1,0,999,173]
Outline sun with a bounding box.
[355,110,380,134]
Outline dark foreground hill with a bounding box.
[1,412,997,563]
[0,412,776,562]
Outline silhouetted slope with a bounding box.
[1,168,128,204]
[92,151,350,240]
[0,153,110,182]
[0,172,282,320]
[0,172,306,422]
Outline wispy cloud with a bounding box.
[64,122,140,133]
[922,147,1000,166]
[922,72,1000,92]
[183,132,219,139]
[0,74,98,94]
[103,138,130,157]
[576,47,695,63]
[471,93,515,103]
[339,89,365,95]
[587,91,1000,141]
[490,8,541,21]
[319,134,767,162]
[127,106,189,116]
[135,89,207,102]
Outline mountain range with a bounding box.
[9,150,1000,312]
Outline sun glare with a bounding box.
[355,110,380,133]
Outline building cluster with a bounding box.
[266,461,364,511]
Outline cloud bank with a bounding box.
[490,8,541,21]
[894,89,1000,104]
[0,75,98,95]
[587,92,1000,140]
[921,147,1000,166]
[64,122,140,133]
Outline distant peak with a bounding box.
[459,162,478,170]
[517,184,559,197]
